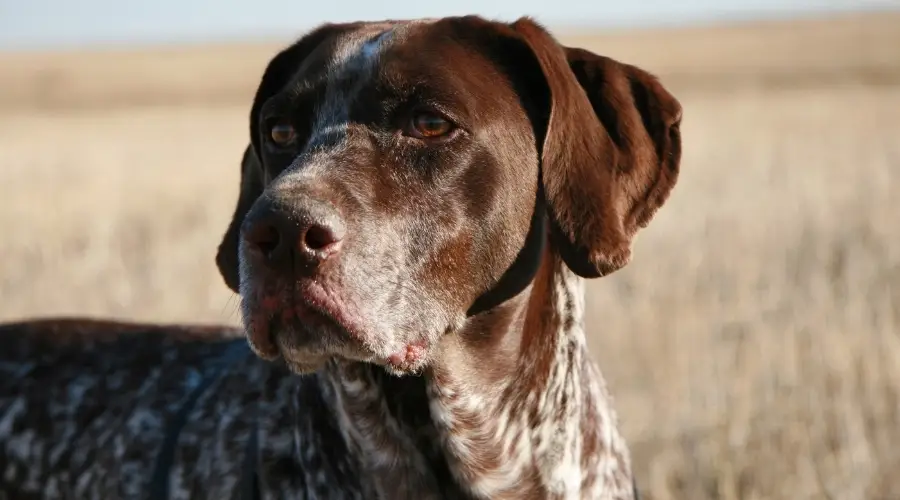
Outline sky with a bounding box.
[0,0,897,51]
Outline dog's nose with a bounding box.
[243,198,345,271]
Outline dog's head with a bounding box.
[215,17,682,375]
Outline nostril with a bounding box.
[248,223,282,258]
[303,224,341,253]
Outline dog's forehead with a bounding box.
[285,18,505,98]
[280,17,520,154]
[324,19,438,77]
[293,18,488,150]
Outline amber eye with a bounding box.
[410,112,454,139]
[269,121,296,147]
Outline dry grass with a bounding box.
[596,85,900,500]
[2,12,899,500]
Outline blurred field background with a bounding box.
[2,9,900,500]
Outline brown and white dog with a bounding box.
[0,15,682,500]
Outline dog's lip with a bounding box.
[245,279,433,373]
[243,278,367,361]
[293,279,367,342]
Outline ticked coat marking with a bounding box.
[1,14,682,500]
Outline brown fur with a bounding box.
[1,15,681,499]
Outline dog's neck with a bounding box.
[428,250,634,499]
[320,361,458,500]
[318,250,634,499]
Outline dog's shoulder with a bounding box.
[0,319,248,497]
[0,318,247,433]
[0,318,364,498]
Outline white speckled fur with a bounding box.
[0,16,674,500]
[426,260,635,499]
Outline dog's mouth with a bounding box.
[242,278,432,375]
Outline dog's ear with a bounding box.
[215,23,358,292]
[216,144,264,293]
[511,18,683,278]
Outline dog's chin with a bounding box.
[268,316,377,373]
[378,336,433,376]
[253,321,435,378]
[272,336,433,377]
[381,359,428,377]
[240,285,441,376]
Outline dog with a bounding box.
[0,15,682,499]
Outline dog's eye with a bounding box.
[409,112,454,139]
[269,121,297,147]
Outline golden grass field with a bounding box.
[2,12,899,500]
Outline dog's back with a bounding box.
[0,319,363,499]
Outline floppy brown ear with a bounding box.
[215,23,361,292]
[216,144,264,293]
[511,18,683,278]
